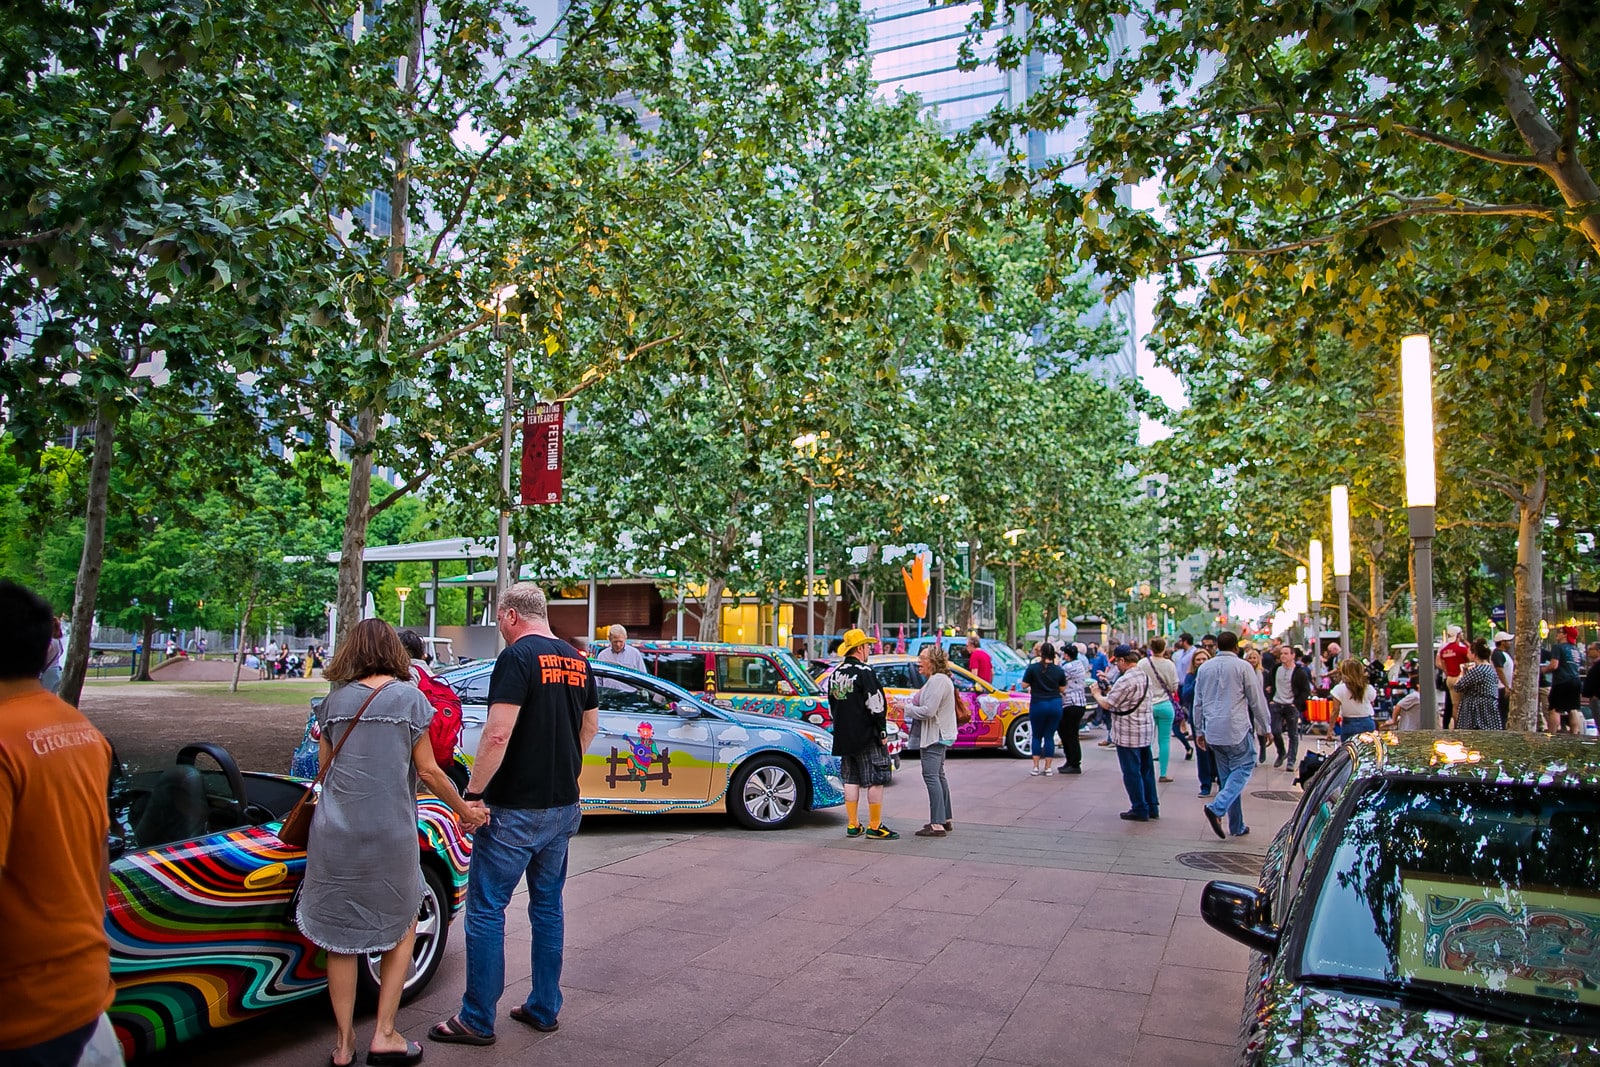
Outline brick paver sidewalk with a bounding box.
[163,739,1305,1066]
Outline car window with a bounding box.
[947,643,972,669]
[450,669,491,706]
[770,650,823,695]
[873,663,921,689]
[716,654,781,694]
[597,676,675,717]
[649,652,705,692]
[985,641,1027,670]
[1298,778,1600,1031]
[950,670,976,693]
[1284,751,1355,906]
[109,761,245,851]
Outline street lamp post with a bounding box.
[490,285,518,647]
[1331,486,1351,663]
[1295,566,1308,647]
[1401,334,1439,728]
[1309,539,1324,665]
[1002,528,1026,647]
[395,586,411,629]
[792,433,820,659]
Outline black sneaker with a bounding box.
[864,825,899,840]
[845,824,863,838]
[1119,811,1149,822]
[1203,805,1226,840]
[1062,766,1082,774]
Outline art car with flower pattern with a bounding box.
[821,654,1035,757]
[1203,731,1600,1065]
[104,742,470,1058]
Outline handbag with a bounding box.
[955,692,973,726]
[278,681,391,848]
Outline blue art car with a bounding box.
[293,659,843,830]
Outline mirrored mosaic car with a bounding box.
[1203,731,1600,1065]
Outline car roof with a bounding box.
[1346,731,1600,787]
[630,641,798,655]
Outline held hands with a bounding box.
[458,800,491,833]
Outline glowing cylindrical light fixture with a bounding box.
[1401,334,1436,508]
[1331,485,1351,664]
[1309,540,1324,604]
[1330,486,1351,577]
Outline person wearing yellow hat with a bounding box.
[826,628,898,840]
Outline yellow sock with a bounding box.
[869,801,882,829]
[845,799,859,827]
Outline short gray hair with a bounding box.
[608,624,628,640]
[500,583,548,620]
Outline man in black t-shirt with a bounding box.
[826,629,897,840]
[432,584,598,1047]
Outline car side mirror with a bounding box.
[777,680,796,696]
[675,702,704,720]
[1201,881,1280,955]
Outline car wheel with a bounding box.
[1006,717,1032,758]
[357,864,449,1007]
[730,756,807,830]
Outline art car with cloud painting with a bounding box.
[1203,731,1600,1066]
[396,658,844,829]
[102,743,471,1059]
[819,654,1034,757]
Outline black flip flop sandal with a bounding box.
[365,1040,424,1065]
[427,1017,495,1046]
[509,1006,560,1033]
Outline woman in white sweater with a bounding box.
[910,643,959,837]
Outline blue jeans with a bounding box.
[459,803,582,1035]
[1115,745,1159,817]
[1206,739,1254,836]
[1030,700,1064,757]
[1337,715,1375,739]
[1196,744,1218,792]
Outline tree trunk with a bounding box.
[335,405,378,646]
[335,5,420,646]
[821,571,840,641]
[1365,559,1388,661]
[134,613,156,682]
[698,576,725,640]
[58,400,118,707]
[230,584,258,694]
[1511,481,1545,731]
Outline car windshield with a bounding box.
[1299,777,1600,1032]
[770,650,823,696]
[984,641,1026,670]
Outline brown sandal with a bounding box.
[914,824,947,837]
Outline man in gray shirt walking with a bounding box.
[1193,631,1271,839]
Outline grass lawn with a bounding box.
[84,678,329,706]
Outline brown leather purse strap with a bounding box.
[312,680,392,787]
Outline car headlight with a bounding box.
[799,730,833,754]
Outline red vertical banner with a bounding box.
[520,401,564,505]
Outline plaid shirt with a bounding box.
[1106,669,1155,748]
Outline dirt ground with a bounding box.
[78,681,326,774]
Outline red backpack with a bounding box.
[413,663,463,766]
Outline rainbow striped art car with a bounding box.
[104,742,471,1058]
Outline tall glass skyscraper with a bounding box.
[864,1,1138,382]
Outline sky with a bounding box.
[1131,179,1186,445]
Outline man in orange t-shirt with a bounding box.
[0,581,119,1066]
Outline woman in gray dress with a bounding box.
[296,619,487,1067]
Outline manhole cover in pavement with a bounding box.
[1176,850,1267,876]
[1252,790,1303,802]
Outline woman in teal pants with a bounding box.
[1138,639,1181,782]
